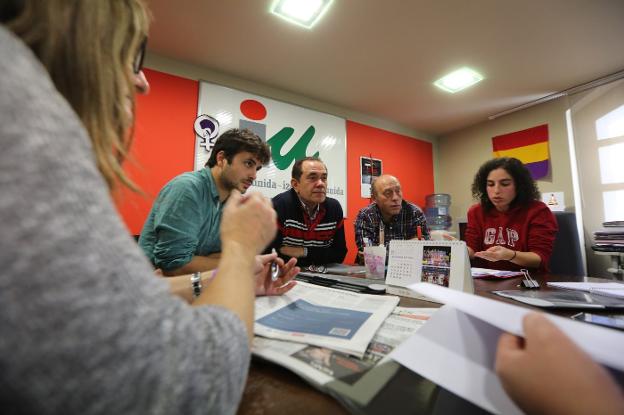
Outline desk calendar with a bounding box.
[385,240,473,301]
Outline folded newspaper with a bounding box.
[254,281,400,358]
[253,306,436,406]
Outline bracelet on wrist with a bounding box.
[509,250,517,261]
[190,272,202,298]
[190,269,219,299]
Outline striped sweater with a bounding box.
[269,188,347,267]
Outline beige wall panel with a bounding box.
[437,98,574,230]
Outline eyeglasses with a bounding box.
[133,37,147,74]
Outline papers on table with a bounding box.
[391,305,522,414]
[492,282,624,308]
[296,271,383,292]
[547,281,624,299]
[254,281,399,358]
[252,307,436,405]
[471,267,523,279]
[389,283,624,415]
[324,263,367,275]
[492,289,624,309]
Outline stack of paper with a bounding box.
[593,226,624,252]
[471,267,523,279]
[252,307,436,405]
[254,281,399,358]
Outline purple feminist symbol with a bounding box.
[199,119,216,137]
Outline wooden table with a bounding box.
[237,273,595,415]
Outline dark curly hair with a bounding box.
[471,157,540,210]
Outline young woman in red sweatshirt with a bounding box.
[465,157,558,271]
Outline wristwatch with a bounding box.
[191,272,202,298]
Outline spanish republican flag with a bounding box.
[492,124,549,179]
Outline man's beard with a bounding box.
[221,168,246,193]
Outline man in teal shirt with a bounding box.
[139,129,271,275]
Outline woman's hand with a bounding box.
[474,246,542,268]
[474,245,514,262]
[220,190,277,258]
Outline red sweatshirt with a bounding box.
[465,200,558,272]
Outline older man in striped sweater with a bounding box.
[268,157,347,267]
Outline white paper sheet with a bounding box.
[471,267,523,278]
[389,283,624,414]
[390,305,522,415]
[406,282,624,371]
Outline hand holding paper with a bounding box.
[389,283,624,415]
[496,313,624,415]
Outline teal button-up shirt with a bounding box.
[139,168,223,271]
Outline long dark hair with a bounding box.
[471,157,540,210]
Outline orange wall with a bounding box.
[117,70,435,262]
[115,68,198,235]
[345,121,434,263]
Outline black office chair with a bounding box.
[458,221,467,241]
[549,211,585,276]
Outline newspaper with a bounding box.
[252,306,437,401]
[254,281,400,358]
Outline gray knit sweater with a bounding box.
[0,26,249,414]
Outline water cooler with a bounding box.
[424,193,452,230]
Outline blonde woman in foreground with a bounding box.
[0,1,296,413]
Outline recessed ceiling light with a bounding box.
[434,67,484,93]
[270,0,333,29]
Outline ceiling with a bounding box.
[145,0,624,137]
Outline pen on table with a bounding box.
[270,248,280,282]
[417,225,422,240]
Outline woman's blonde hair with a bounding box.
[5,0,150,190]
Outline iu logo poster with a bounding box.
[195,81,347,211]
